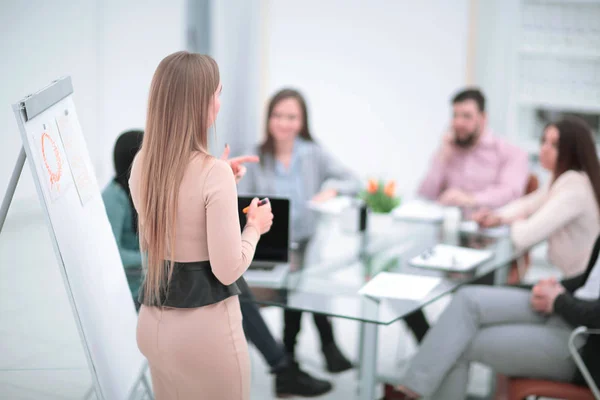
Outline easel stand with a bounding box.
[0,147,26,231]
[2,76,153,400]
[0,146,154,400]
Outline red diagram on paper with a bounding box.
[41,132,63,190]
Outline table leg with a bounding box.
[358,321,379,400]
[82,386,96,400]
[357,320,365,373]
[493,264,509,285]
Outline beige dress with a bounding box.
[129,152,260,400]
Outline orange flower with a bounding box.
[384,180,396,197]
[367,179,379,194]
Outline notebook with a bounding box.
[409,244,494,272]
[358,272,441,300]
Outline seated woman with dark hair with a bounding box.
[473,119,600,278]
[102,130,144,307]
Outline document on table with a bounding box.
[308,196,353,215]
[392,200,444,222]
[358,272,441,300]
[409,244,494,272]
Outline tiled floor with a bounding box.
[0,197,94,399]
[0,197,562,399]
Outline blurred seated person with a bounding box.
[473,118,600,278]
[238,88,432,354]
[103,130,332,398]
[393,232,600,400]
[418,88,529,209]
[102,130,144,307]
[238,88,360,371]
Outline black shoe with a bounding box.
[275,362,333,398]
[322,342,353,373]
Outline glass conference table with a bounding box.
[243,217,524,400]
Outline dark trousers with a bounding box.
[404,309,430,342]
[473,270,496,286]
[283,309,335,356]
[237,278,287,371]
[282,240,336,356]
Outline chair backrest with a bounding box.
[494,327,599,400]
[494,375,594,400]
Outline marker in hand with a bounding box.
[243,198,270,214]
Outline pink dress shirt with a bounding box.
[418,130,529,208]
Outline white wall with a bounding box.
[2,1,471,204]
[265,0,469,196]
[474,0,520,141]
[210,0,264,156]
[0,0,185,204]
[0,1,99,204]
[99,1,186,187]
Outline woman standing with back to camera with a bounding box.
[129,51,273,400]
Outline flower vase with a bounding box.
[367,211,394,235]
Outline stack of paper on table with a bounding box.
[308,196,353,215]
[358,272,441,300]
[392,200,444,222]
[409,244,494,272]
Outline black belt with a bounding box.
[138,260,241,308]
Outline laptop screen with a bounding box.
[237,196,290,263]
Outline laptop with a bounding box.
[237,196,290,270]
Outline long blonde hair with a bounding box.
[138,51,220,305]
